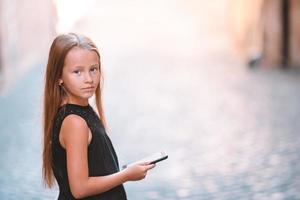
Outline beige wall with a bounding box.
[229,0,300,68]
[263,0,282,67]
[228,0,265,56]
[290,0,300,67]
[0,0,57,93]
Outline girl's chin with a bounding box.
[73,94,94,101]
[81,91,95,96]
[82,94,94,99]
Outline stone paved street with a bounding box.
[1,1,300,199]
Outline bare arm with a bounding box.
[60,115,155,199]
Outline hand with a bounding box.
[123,161,155,181]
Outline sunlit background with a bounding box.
[1,0,300,199]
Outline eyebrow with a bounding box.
[72,64,99,69]
[70,66,84,71]
[90,64,99,67]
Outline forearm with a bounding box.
[70,162,154,198]
[72,170,128,198]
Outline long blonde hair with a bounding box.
[43,33,106,188]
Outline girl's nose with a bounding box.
[84,73,93,83]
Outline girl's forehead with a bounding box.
[64,47,99,67]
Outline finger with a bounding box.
[128,161,146,167]
[145,164,156,170]
[144,172,147,178]
[138,161,150,166]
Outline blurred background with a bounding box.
[1,0,300,199]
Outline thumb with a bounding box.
[145,163,156,170]
[138,161,150,166]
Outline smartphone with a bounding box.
[122,151,168,169]
[146,151,168,164]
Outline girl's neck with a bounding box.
[61,97,89,106]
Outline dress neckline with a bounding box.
[62,103,90,109]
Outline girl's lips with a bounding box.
[82,87,95,90]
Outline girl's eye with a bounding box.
[90,67,98,73]
[73,70,81,75]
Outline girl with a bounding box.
[42,33,155,199]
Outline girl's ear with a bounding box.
[58,79,63,86]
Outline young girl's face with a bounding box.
[60,47,100,105]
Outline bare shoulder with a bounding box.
[62,114,88,130]
[60,114,89,148]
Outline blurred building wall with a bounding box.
[228,0,264,59]
[0,0,57,93]
[229,0,300,68]
[290,0,300,67]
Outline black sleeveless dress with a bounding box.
[51,104,127,200]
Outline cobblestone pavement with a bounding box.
[1,1,300,199]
